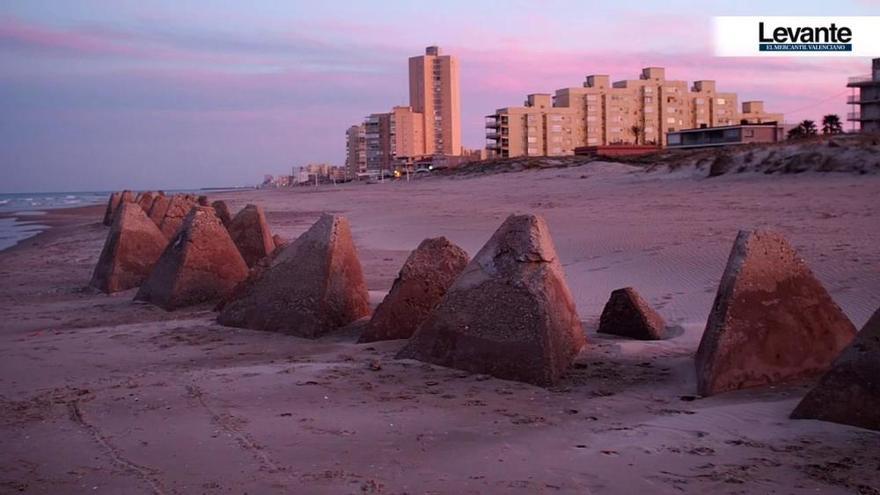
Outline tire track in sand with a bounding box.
[67,399,167,495]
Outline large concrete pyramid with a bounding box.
[158,194,198,238]
[102,190,134,226]
[598,287,666,340]
[359,237,469,343]
[135,191,160,215]
[135,206,248,310]
[227,204,275,267]
[791,307,880,431]
[211,200,232,228]
[217,214,370,338]
[147,193,171,226]
[90,202,168,293]
[695,230,856,396]
[396,214,585,386]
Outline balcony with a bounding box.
[847,75,877,87]
[486,131,500,139]
[485,120,500,129]
[847,112,861,121]
[848,94,880,105]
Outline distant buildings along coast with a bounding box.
[346,46,482,179]
[486,67,783,158]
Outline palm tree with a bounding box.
[787,125,805,140]
[630,124,642,145]
[822,114,843,135]
[801,119,818,137]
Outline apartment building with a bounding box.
[485,94,578,157]
[409,46,461,156]
[349,46,463,175]
[847,57,880,133]
[486,67,782,158]
[345,124,367,177]
[362,106,426,173]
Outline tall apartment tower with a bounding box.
[409,46,461,156]
[345,124,367,176]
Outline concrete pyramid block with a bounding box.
[598,287,666,340]
[272,234,285,250]
[135,191,160,215]
[217,213,370,338]
[102,190,134,226]
[158,194,198,239]
[227,204,275,267]
[396,214,585,386]
[90,202,168,293]
[211,200,232,228]
[102,192,122,226]
[147,194,171,227]
[791,307,880,431]
[359,237,469,343]
[135,206,249,310]
[695,230,856,396]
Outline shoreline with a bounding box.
[0,203,106,254]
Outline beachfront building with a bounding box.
[345,124,367,177]
[485,94,579,157]
[349,46,464,175]
[846,57,880,133]
[740,100,784,124]
[409,46,461,156]
[486,67,783,158]
[363,106,426,174]
[666,123,784,149]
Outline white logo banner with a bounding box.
[713,16,880,57]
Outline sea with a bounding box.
[0,191,111,251]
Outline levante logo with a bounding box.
[758,21,852,52]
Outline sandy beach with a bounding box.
[1,163,878,494]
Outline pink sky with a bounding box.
[0,2,875,192]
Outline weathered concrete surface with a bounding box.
[695,230,856,396]
[135,206,248,310]
[101,190,134,226]
[147,194,172,227]
[211,200,232,228]
[359,237,469,343]
[227,204,275,267]
[90,202,168,293]
[217,214,370,338]
[158,194,198,239]
[791,307,880,431]
[597,287,666,340]
[396,214,585,386]
[135,191,161,216]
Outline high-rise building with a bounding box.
[350,46,462,175]
[345,124,367,177]
[847,57,880,133]
[409,46,461,156]
[486,67,783,158]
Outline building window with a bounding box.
[666,117,675,124]
[717,98,726,104]
[550,125,562,132]
[527,136,537,143]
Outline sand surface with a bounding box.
[1,163,878,494]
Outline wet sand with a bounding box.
[1,163,878,494]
